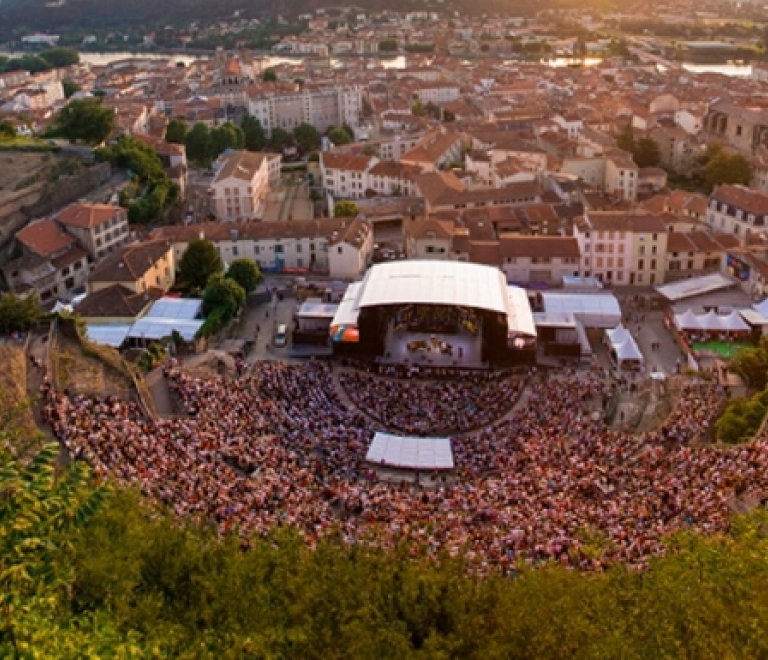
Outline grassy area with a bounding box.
[692,340,751,360]
[0,137,58,152]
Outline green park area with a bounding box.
[692,340,752,360]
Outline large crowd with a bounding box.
[41,359,768,574]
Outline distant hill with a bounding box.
[0,0,544,42]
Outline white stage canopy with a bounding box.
[507,285,536,337]
[541,292,622,329]
[604,323,644,366]
[358,260,509,315]
[330,281,363,328]
[655,273,737,302]
[145,297,202,320]
[128,318,203,342]
[753,298,768,318]
[366,432,454,470]
[675,309,750,333]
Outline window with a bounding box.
[638,259,645,269]
[637,273,644,283]
[296,244,302,253]
[274,245,284,254]
[96,238,102,247]
[639,246,645,255]
[232,246,239,256]
[254,245,260,254]
[652,233,658,241]
[338,246,343,254]
[61,267,70,276]
[651,245,657,256]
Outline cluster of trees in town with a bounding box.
[96,136,178,224]
[176,239,262,337]
[165,116,355,164]
[0,47,79,74]
[718,337,768,443]
[0,292,41,334]
[4,426,768,657]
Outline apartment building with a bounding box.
[400,131,463,173]
[320,152,376,200]
[574,211,668,286]
[248,85,362,134]
[150,218,374,280]
[87,239,175,294]
[210,150,277,221]
[665,231,738,282]
[54,203,130,261]
[3,219,89,303]
[604,150,639,203]
[499,235,581,285]
[707,184,768,244]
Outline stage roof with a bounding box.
[507,285,536,337]
[366,432,454,470]
[655,273,737,302]
[357,260,509,316]
[297,298,339,319]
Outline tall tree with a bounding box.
[328,127,352,146]
[225,258,262,294]
[50,98,115,145]
[203,274,246,320]
[184,123,211,164]
[209,122,245,159]
[633,137,662,168]
[705,152,752,191]
[164,119,188,145]
[334,200,360,217]
[293,123,321,152]
[241,115,266,151]
[268,127,293,151]
[262,68,277,82]
[178,239,222,292]
[617,125,635,152]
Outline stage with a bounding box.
[379,321,487,369]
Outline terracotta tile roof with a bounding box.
[406,218,454,240]
[89,239,171,284]
[368,160,422,178]
[213,150,267,183]
[321,151,373,172]
[55,203,124,229]
[499,235,580,259]
[583,212,667,233]
[401,131,462,164]
[16,219,75,257]
[468,240,501,266]
[76,283,156,319]
[711,184,768,216]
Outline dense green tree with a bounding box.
[293,123,321,152]
[38,47,80,69]
[164,118,188,144]
[334,200,360,217]
[268,127,293,151]
[0,292,41,333]
[241,114,266,151]
[730,335,768,390]
[617,124,635,152]
[412,99,426,117]
[50,98,115,145]
[328,126,352,146]
[3,55,49,74]
[203,274,245,319]
[62,80,81,99]
[705,151,752,191]
[225,258,262,294]
[184,122,211,164]
[262,68,277,82]
[178,239,222,292]
[716,389,768,444]
[0,119,15,140]
[634,137,662,168]
[209,121,245,159]
[378,39,398,51]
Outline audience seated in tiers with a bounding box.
[40,360,766,575]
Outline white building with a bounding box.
[209,150,276,221]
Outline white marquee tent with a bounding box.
[365,432,454,470]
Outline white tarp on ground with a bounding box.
[655,273,737,302]
[366,432,454,470]
[541,292,622,329]
[357,260,509,315]
[85,324,131,348]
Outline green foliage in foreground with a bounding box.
[4,433,768,658]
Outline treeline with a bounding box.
[0,47,79,74]
[5,437,768,657]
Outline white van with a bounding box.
[274,324,288,347]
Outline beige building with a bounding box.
[209,150,276,221]
[3,219,89,303]
[604,150,639,202]
[88,240,175,294]
[404,218,455,259]
[499,235,581,285]
[665,231,738,282]
[55,203,130,261]
[574,212,668,286]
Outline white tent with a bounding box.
[699,309,725,331]
[721,310,750,333]
[753,298,768,317]
[614,339,643,363]
[674,309,700,331]
[605,323,630,345]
